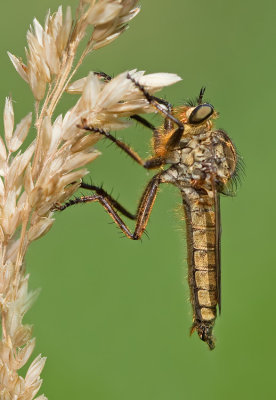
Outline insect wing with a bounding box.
[214,191,221,313]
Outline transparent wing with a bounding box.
[214,191,222,313]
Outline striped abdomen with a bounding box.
[182,190,219,350]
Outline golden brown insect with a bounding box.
[56,74,238,349]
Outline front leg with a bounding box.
[94,71,161,133]
[127,74,184,153]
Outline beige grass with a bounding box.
[0,1,181,398]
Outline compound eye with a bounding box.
[188,104,214,125]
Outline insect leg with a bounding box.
[94,71,179,155]
[55,173,162,240]
[132,98,174,137]
[79,124,164,169]
[93,72,167,130]
[130,114,156,131]
[127,74,184,151]
[151,96,174,131]
[55,194,134,238]
[94,71,173,132]
[132,172,162,239]
[80,183,136,220]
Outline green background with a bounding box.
[1,0,275,398]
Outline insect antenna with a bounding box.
[184,87,207,107]
[197,87,206,104]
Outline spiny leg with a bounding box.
[94,71,174,133]
[94,71,160,132]
[130,114,155,131]
[131,98,174,139]
[92,71,181,160]
[80,182,136,220]
[131,97,173,131]
[78,123,165,169]
[132,173,162,239]
[127,73,184,152]
[55,173,163,240]
[55,194,134,238]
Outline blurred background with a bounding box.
[1,0,275,398]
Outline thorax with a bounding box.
[161,129,236,193]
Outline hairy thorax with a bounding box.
[161,129,236,194]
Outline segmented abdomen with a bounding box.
[182,189,218,350]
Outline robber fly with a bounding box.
[56,74,238,350]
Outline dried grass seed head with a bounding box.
[66,70,182,130]
[8,1,140,101]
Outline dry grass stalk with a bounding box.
[0,1,181,398]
